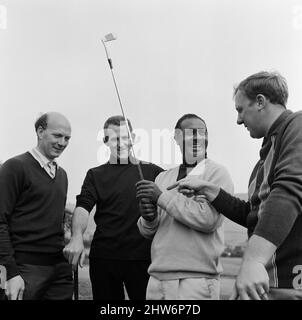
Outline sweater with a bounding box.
[212,110,302,288]
[0,152,68,279]
[137,158,234,280]
[76,160,163,260]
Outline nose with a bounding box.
[193,134,203,146]
[237,114,243,125]
[116,137,121,147]
[58,137,67,147]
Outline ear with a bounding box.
[256,94,266,111]
[174,129,183,146]
[36,126,45,140]
[103,136,109,145]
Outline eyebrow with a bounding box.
[52,133,71,138]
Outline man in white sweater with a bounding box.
[136,114,233,299]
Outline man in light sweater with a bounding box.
[136,114,233,300]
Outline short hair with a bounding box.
[103,115,133,143]
[103,115,133,131]
[35,113,48,132]
[175,113,207,131]
[234,71,288,107]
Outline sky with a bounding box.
[1,0,302,203]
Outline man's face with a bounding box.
[105,123,133,159]
[175,117,207,164]
[38,115,71,160]
[235,90,265,139]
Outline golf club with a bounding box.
[73,265,78,300]
[101,33,144,180]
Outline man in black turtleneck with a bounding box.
[63,116,163,300]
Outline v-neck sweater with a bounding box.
[0,152,68,279]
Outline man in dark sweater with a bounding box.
[0,112,73,300]
[63,115,163,300]
[171,71,302,300]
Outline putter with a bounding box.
[101,33,144,180]
[73,265,78,300]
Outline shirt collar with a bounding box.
[30,147,57,168]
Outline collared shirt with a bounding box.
[29,148,57,178]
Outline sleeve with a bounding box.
[153,164,165,178]
[75,169,98,213]
[136,167,164,239]
[157,164,234,233]
[253,115,302,247]
[0,159,24,279]
[137,215,160,240]
[211,189,250,227]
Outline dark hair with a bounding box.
[175,113,207,130]
[103,115,133,143]
[234,71,288,107]
[103,115,133,131]
[175,113,208,157]
[35,113,48,132]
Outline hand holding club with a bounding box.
[136,180,162,204]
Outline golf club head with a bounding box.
[103,33,117,42]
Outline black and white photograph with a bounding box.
[1,0,302,313]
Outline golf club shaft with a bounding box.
[73,266,79,300]
[102,40,144,180]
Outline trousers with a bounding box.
[17,261,73,300]
[89,258,150,300]
[146,275,220,300]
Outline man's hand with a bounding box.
[229,235,275,300]
[167,177,220,202]
[229,259,270,300]
[136,180,162,204]
[139,198,158,222]
[63,236,86,271]
[5,275,25,300]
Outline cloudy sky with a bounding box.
[1,0,302,202]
